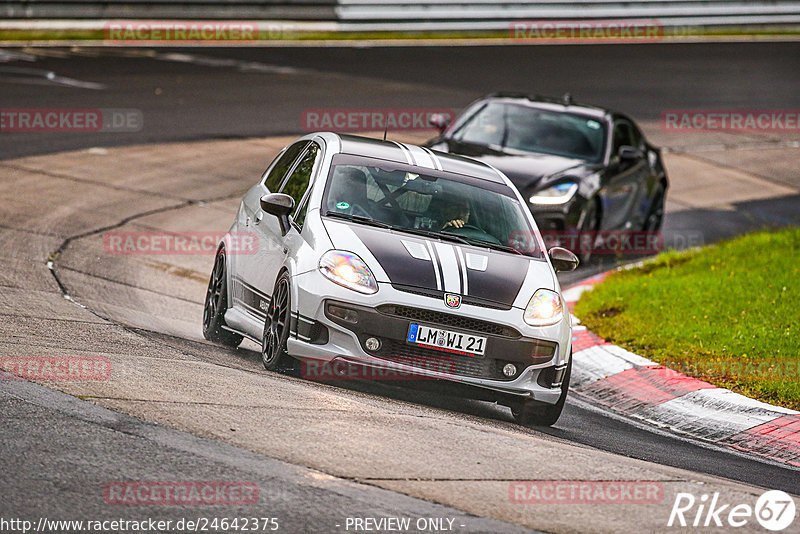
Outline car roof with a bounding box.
[482,92,611,121]
[327,133,507,184]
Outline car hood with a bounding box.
[323,219,554,309]
[428,140,587,191]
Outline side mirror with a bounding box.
[548,246,579,272]
[618,145,643,161]
[260,193,295,235]
[429,113,451,133]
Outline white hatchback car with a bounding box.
[203,132,578,425]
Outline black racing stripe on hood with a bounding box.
[463,253,528,307]
[349,224,439,290]
[349,224,530,308]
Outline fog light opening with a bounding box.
[502,363,518,378]
[327,304,359,324]
[365,337,381,352]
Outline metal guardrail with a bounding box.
[2,0,337,20]
[336,0,800,26]
[3,0,800,28]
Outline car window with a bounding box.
[452,102,606,161]
[281,141,320,219]
[612,121,635,155]
[630,123,645,150]
[322,154,544,258]
[262,141,308,192]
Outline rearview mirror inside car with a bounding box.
[548,246,579,272]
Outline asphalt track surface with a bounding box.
[2,41,800,159]
[1,43,799,532]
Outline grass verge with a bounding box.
[574,227,800,410]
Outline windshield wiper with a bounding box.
[323,211,393,229]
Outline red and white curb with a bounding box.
[564,273,800,468]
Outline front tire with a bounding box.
[644,182,666,232]
[512,357,572,427]
[577,200,600,265]
[202,248,243,347]
[261,272,292,371]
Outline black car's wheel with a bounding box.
[577,200,600,265]
[202,248,243,347]
[644,182,666,232]
[511,357,572,427]
[261,272,292,371]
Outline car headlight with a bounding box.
[319,250,378,294]
[523,289,563,326]
[530,182,578,205]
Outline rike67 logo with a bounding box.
[668,490,796,531]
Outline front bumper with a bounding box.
[287,269,572,405]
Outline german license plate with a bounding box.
[407,323,487,356]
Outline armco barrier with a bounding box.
[3,0,800,29]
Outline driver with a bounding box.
[440,198,471,230]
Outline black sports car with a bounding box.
[426,93,668,262]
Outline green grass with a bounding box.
[574,227,800,410]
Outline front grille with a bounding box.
[392,285,511,310]
[375,340,511,381]
[378,305,520,338]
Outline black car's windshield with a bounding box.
[321,154,544,258]
[451,102,606,162]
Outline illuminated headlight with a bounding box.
[523,289,563,326]
[530,182,578,205]
[319,250,378,294]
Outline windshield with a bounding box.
[451,102,606,162]
[321,154,544,258]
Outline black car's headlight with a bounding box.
[319,250,378,294]
[530,182,578,205]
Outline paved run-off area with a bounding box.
[1,125,798,532]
